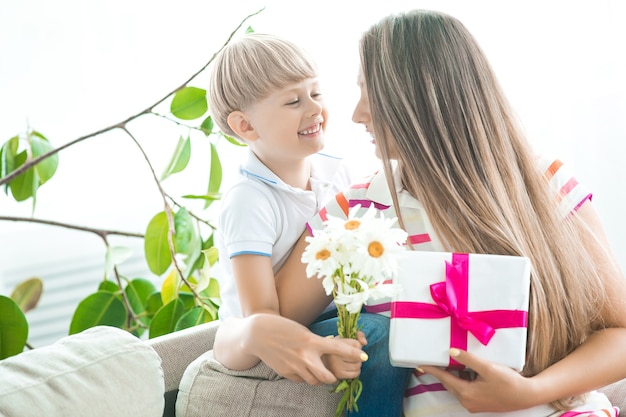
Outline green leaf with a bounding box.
[125,278,157,334]
[161,135,191,181]
[144,211,172,275]
[175,306,214,331]
[177,291,196,310]
[0,136,19,183]
[161,269,180,305]
[0,295,29,359]
[187,234,214,277]
[181,192,222,201]
[29,131,58,184]
[124,278,156,318]
[10,277,43,313]
[69,291,126,335]
[196,247,219,293]
[206,277,221,299]
[220,132,246,147]
[205,143,222,209]
[149,298,185,338]
[98,280,120,293]
[200,116,214,136]
[9,150,38,202]
[146,292,164,317]
[173,207,195,255]
[170,87,208,120]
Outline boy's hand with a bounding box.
[245,314,367,385]
[321,331,368,380]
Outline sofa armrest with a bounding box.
[146,320,220,394]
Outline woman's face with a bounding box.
[352,70,398,160]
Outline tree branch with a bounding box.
[0,7,264,187]
[0,216,143,239]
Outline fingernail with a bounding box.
[360,352,369,362]
[326,335,334,338]
[416,367,424,373]
[449,348,461,357]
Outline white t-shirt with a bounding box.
[215,150,353,320]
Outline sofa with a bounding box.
[2,322,626,416]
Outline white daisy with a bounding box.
[349,213,408,282]
[301,230,340,279]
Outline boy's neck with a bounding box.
[258,154,311,191]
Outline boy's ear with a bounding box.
[227,111,259,142]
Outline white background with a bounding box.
[1,1,625,309]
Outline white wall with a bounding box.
[1,0,625,342]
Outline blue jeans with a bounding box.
[309,310,412,417]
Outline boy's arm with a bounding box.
[213,254,278,370]
[214,313,365,385]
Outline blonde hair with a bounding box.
[360,9,610,409]
[208,33,318,139]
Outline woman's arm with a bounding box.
[423,201,626,411]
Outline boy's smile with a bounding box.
[237,77,328,167]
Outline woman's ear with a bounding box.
[227,111,259,142]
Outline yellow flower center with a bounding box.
[344,220,361,230]
[368,241,384,258]
[316,249,331,260]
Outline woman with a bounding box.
[276,8,626,417]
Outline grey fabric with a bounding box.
[176,350,342,417]
[599,379,626,414]
[0,325,164,417]
[148,321,218,394]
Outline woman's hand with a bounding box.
[322,331,368,380]
[420,348,537,413]
[241,314,367,385]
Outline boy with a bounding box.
[209,33,365,380]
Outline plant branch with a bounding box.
[121,126,206,305]
[0,7,264,188]
[0,216,143,239]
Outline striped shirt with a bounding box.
[306,158,616,417]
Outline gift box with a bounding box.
[389,251,531,371]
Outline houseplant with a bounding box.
[0,9,264,359]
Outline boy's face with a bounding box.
[240,77,327,164]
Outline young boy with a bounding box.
[208,33,364,379]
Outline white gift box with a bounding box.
[389,251,531,371]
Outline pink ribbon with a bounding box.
[391,253,528,368]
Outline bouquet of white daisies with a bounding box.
[301,206,408,416]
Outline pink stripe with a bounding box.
[405,382,447,397]
[318,207,328,221]
[560,177,579,196]
[364,302,391,313]
[559,409,618,417]
[573,193,593,212]
[409,233,431,245]
[350,183,370,189]
[348,199,390,210]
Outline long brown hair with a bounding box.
[360,9,609,408]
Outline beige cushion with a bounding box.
[0,325,164,417]
[176,350,341,417]
[600,379,626,412]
